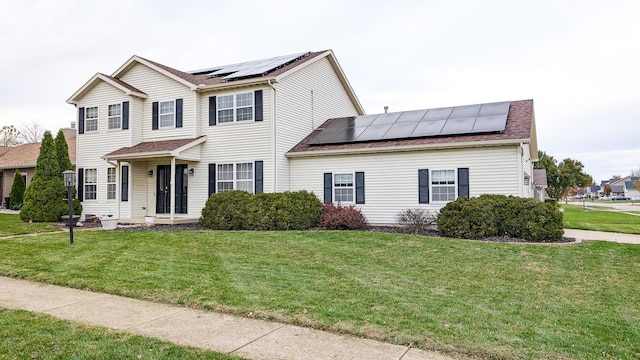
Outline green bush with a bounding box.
[200,190,253,230]
[9,169,25,209]
[317,202,369,230]
[545,198,558,207]
[437,194,563,242]
[200,190,322,231]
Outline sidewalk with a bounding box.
[563,229,640,244]
[0,276,454,360]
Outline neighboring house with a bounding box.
[584,185,601,198]
[67,50,539,226]
[606,176,640,198]
[67,51,364,223]
[0,129,76,207]
[287,99,538,224]
[533,169,548,201]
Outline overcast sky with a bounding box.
[1,0,639,182]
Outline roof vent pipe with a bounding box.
[384,106,388,113]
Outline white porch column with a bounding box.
[116,160,121,220]
[170,157,176,220]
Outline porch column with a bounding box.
[116,160,121,220]
[170,157,176,220]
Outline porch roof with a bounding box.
[102,136,207,161]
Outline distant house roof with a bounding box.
[0,136,76,169]
[288,99,536,156]
[625,178,639,190]
[533,169,547,187]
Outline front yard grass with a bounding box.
[0,308,242,359]
[0,213,59,237]
[1,229,639,359]
[562,205,640,234]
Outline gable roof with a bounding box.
[103,136,207,161]
[68,50,364,114]
[0,138,76,169]
[288,99,537,157]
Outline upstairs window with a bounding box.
[84,168,97,200]
[431,169,456,202]
[85,107,98,132]
[108,104,122,130]
[159,100,175,128]
[217,92,254,123]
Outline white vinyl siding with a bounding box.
[288,146,521,225]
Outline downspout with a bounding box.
[268,80,277,192]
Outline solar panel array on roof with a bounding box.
[310,101,510,145]
[188,52,308,80]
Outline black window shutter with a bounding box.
[77,168,84,201]
[458,168,469,199]
[254,90,263,121]
[176,98,183,128]
[122,101,129,130]
[355,172,365,204]
[208,163,216,197]
[78,107,85,134]
[418,169,429,204]
[121,165,129,201]
[255,161,263,194]
[323,173,333,202]
[209,96,217,126]
[152,102,159,130]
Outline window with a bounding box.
[431,170,456,202]
[333,173,354,203]
[85,107,98,132]
[108,104,122,130]
[217,162,254,193]
[217,92,254,123]
[21,174,27,187]
[84,168,97,200]
[107,167,116,200]
[159,100,175,128]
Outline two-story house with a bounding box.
[68,50,538,225]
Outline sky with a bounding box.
[1,0,639,182]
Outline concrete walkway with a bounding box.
[563,229,640,244]
[0,276,454,360]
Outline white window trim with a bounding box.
[430,169,457,204]
[159,100,176,129]
[217,91,254,124]
[216,162,254,194]
[333,172,355,204]
[107,103,122,131]
[84,168,98,201]
[106,167,116,200]
[85,106,99,133]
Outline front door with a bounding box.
[156,164,188,214]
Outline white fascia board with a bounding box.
[67,73,147,104]
[113,55,198,91]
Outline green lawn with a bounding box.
[0,213,59,237]
[1,229,639,359]
[562,205,640,234]
[0,308,242,359]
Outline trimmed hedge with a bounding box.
[200,190,322,230]
[437,194,563,242]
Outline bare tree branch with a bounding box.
[0,125,22,146]
[18,120,45,143]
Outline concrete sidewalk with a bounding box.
[0,276,454,360]
[563,229,640,244]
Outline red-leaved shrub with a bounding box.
[317,202,369,230]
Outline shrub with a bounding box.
[200,190,322,231]
[317,202,369,230]
[9,169,25,209]
[200,190,253,230]
[545,198,558,207]
[437,194,563,242]
[397,208,436,234]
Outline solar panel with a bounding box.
[188,52,308,79]
[308,101,510,145]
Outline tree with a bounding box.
[9,169,25,209]
[54,130,73,173]
[535,150,593,200]
[0,125,22,146]
[20,131,67,222]
[603,184,612,196]
[19,121,44,144]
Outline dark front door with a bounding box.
[156,164,188,214]
[156,165,171,214]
